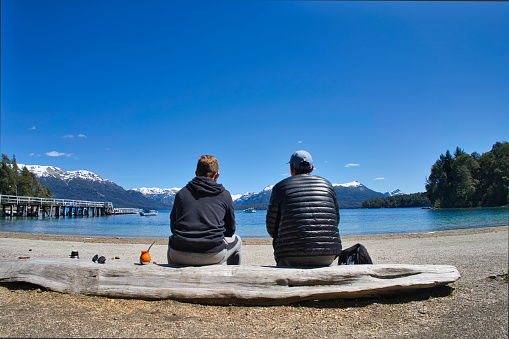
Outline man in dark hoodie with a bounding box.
[168,155,241,265]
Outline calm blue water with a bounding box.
[0,207,507,238]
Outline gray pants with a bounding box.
[168,235,242,266]
[276,255,337,267]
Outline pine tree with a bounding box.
[451,153,479,207]
[478,142,509,206]
[18,167,34,196]
[426,142,508,208]
[0,154,52,198]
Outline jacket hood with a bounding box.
[186,176,225,197]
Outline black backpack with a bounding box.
[339,243,373,265]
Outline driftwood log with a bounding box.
[0,258,460,305]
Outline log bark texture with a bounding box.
[0,258,460,305]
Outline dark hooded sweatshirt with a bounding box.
[169,176,236,253]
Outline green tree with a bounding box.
[1,154,19,195]
[0,155,10,194]
[426,160,449,208]
[450,153,479,207]
[426,142,508,208]
[17,167,33,196]
[478,142,509,206]
[0,154,51,198]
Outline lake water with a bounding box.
[0,207,507,239]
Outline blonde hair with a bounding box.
[196,155,219,178]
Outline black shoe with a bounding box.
[92,254,99,263]
[97,256,106,264]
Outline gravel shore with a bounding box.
[0,226,507,338]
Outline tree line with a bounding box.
[425,142,508,208]
[361,193,431,209]
[0,154,51,198]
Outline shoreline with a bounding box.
[0,225,507,337]
[0,225,507,245]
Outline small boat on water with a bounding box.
[140,209,158,216]
[243,207,256,213]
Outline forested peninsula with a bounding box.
[363,141,508,209]
[361,193,431,209]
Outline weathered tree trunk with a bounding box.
[0,258,460,305]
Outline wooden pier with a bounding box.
[0,195,140,218]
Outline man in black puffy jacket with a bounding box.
[266,150,341,266]
[168,155,241,265]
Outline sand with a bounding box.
[0,226,507,338]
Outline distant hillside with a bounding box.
[233,186,274,209]
[136,180,390,210]
[21,165,171,210]
[333,181,386,209]
[362,192,431,208]
[129,187,180,206]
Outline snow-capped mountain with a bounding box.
[20,165,169,209]
[233,185,274,206]
[19,165,112,183]
[130,187,181,206]
[133,187,181,196]
[333,181,364,188]
[231,194,243,201]
[384,189,404,196]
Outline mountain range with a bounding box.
[21,164,403,210]
[134,181,402,209]
[20,165,170,210]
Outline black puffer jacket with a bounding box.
[170,176,235,253]
[266,174,341,261]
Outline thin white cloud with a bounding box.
[29,153,41,157]
[62,134,86,138]
[344,163,360,168]
[297,141,303,144]
[374,177,385,180]
[29,126,36,130]
[105,148,111,151]
[45,151,73,157]
[46,151,66,157]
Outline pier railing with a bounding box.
[0,194,140,217]
[0,195,113,208]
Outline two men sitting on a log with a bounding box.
[168,151,346,268]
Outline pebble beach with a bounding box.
[0,226,507,338]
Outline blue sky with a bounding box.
[1,1,508,196]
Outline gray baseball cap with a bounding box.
[289,150,313,170]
